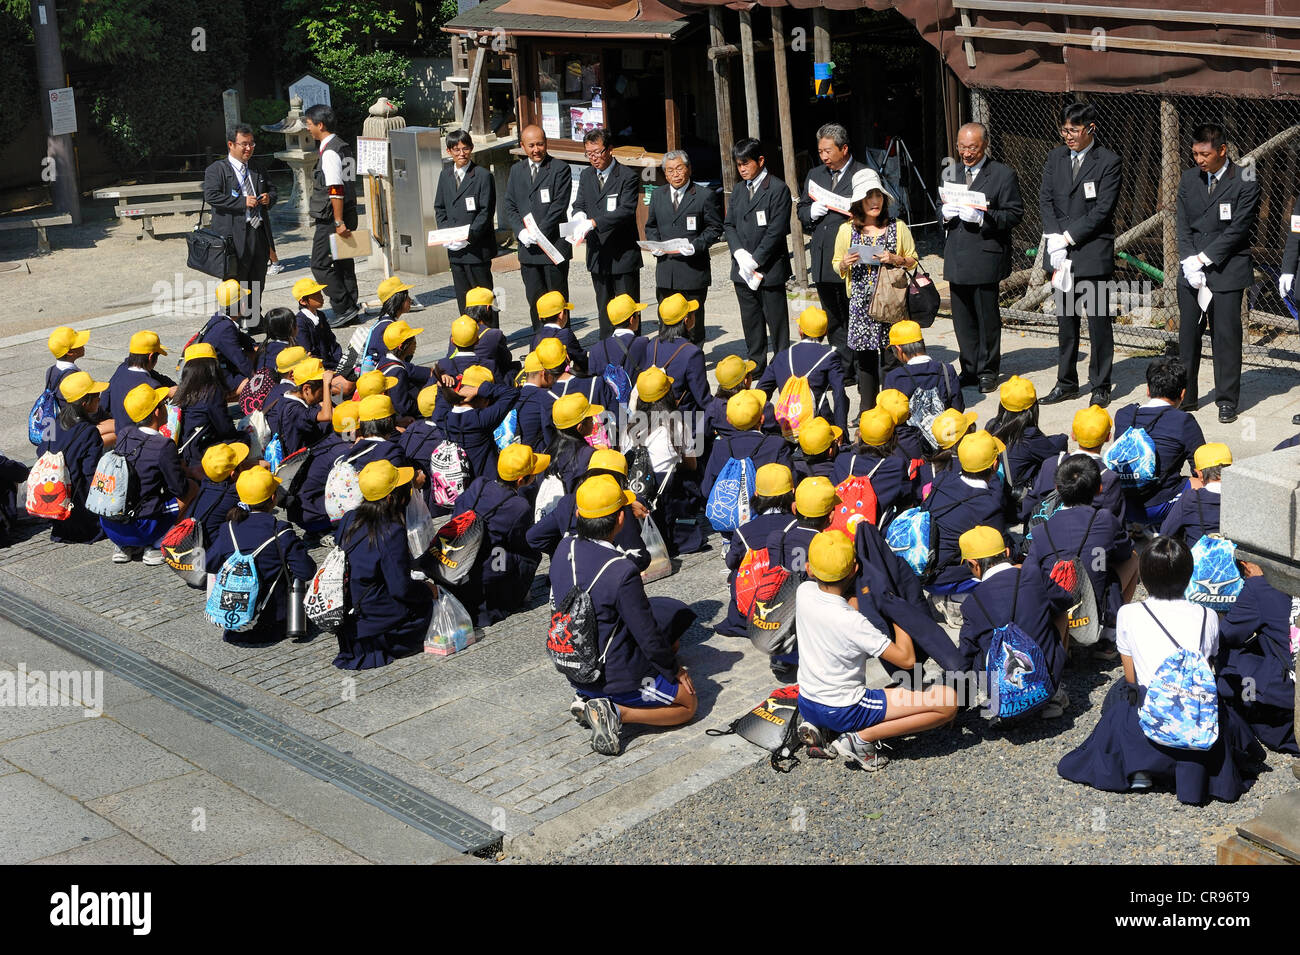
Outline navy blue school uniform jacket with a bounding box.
[104,364,175,432]
[703,394,781,442]
[895,426,929,462]
[1159,486,1221,548]
[1025,504,1131,625]
[205,512,316,642]
[545,441,596,495]
[1274,433,1300,451]
[257,340,289,374]
[832,451,913,519]
[344,435,408,473]
[719,511,798,637]
[765,519,821,579]
[515,384,558,454]
[635,337,711,412]
[333,511,432,670]
[957,564,1065,689]
[998,426,1067,503]
[177,398,239,470]
[438,348,480,380]
[44,362,77,412]
[756,340,848,430]
[928,476,1007,589]
[0,454,27,544]
[451,477,540,626]
[375,355,424,420]
[472,327,513,379]
[1112,402,1203,507]
[434,384,518,484]
[701,430,794,500]
[532,324,587,374]
[552,375,617,419]
[265,394,326,457]
[550,536,687,698]
[38,419,102,543]
[884,357,965,412]
[295,309,342,370]
[1216,575,1298,754]
[793,454,837,484]
[396,419,447,503]
[586,329,647,382]
[190,477,240,547]
[525,493,651,571]
[113,426,190,521]
[1024,450,1124,525]
[198,313,255,383]
[289,433,350,531]
[364,319,393,361]
[262,379,294,416]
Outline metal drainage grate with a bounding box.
[0,584,501,856]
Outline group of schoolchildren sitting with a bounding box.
[9,283,1296,800]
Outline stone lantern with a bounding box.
[261,96,317,224]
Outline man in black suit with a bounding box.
[723,138,793,376]
[503,124,572,330]
[940,122,1024,393]
[434,128,497,315]
[644,149,723,346]
[202,124,277,327]
[1038,102,1123,408]
[304,105,361,327]
[1277,195,1300,424]
[1176,123,1260,424]
[570,129,643,338]
[796,122,864,381]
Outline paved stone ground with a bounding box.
[1,207,1299,861]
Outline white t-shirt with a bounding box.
[1116,597,1218,688]
[795,581,892,708]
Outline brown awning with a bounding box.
[445,0,696,38]
[497,0,686,19]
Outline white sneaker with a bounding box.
[584,698,622,756]
[831,733,889,771]
[267,262,286,274]
[1130,771,1154,791]
[111,545,133,563]
[1041,686,1070,719]
[141,548,165,566]
[570,694,590,728]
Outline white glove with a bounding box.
[1280,273,1294,298]
[810,201,828,220]
[958,205,984,225]
[941,202,961,222]
[518,228,537,247]
[1045,233,1068,255]
[1049,248,1067,272]
[445,240,469,252]
[1186,268,1207,290]
[733,249,759,273]
[1062,231,1074,246]
[651,249,664,257]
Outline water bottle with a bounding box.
[287,578,307,638]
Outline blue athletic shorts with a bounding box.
[578,674,680,709]
[798,690,888,734]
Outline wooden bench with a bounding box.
[93,181,204,240]
[0,213,74,254]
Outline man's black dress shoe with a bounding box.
[1041,384,1079,405]
[1218,404,1237,424]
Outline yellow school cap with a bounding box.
[123,383,170,423]
[292,358,325,386]
[1194,442,1233,470]
[798,307,828,338]
[215,279,248,307]
[382,319,423,351]
[129,330,167,356]
[274,346,309,374]
[202,442,250,483]
[715,355,757,391]
[451,315,480,348]
[416,385,440,418]
[999,375,1037,413]
[1072,405,1111,448]
[576,474,635,519]
[876,389,909,425]
[236,466,281,506]
[523,350,544,375]
[932,408,978,450]
[377,276,413,303]
[355,369,398,398]
[358,394,396,422]
[795,476,839,518]
[498,444,550,482]
[535,337,568,371]
[726,390,763,431]
[958,430,1000,473]
[658,293,698,326]
[358,459,414,501]
[807,530,856,583]
[888,321,923,347]
[466,287,495,308]
[799,417,842,456]
[292,277,327,301]
[332,401,359,433]
[608,294,648,326]
[636,367,674,404]
[959,525,1007,562]
[537,291,573,319]
[48,326,90,358]
[553,392,603,430]
[857,407,895,447]
[588,448,628,476]
[183,342,218,363]
[461,365,494,389]
[755,463,794,498]
[58,371,109,404]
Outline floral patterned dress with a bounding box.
[846,219,899,351]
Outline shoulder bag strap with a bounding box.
[1075,508,1099,558]
[867,457,885,481]
[1141,602,1182,651]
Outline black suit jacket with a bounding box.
[1176,161,1259,292]
[723,172,793,287]
[571,159,643,275]
[644,181,723,289]
[796,157,866,284]
[434,162,497,266]
[202,158,277,257]
[1282,196,1300,277]
[503,154,573,267]
[941,159,1024,286]
[1038,143,1122,279]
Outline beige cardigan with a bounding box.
[830,218,918,295]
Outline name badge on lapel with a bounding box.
[1083,181,1097,199]
[606,195,617,213]
[465,196,476,212]
[1219,202,1232,221]
[539,188,551,204]
[686,215,697,231]
[756,210,767,227]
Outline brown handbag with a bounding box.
[868,263,912,323]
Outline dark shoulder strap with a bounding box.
[1075,508,1099,558]
[610,334,630,361]
[1141,602,1181,651]
[666,341,690,368]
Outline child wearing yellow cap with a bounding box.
[257,307,299,377]
[922,430,1009,595]
[542,392,604,499]
[586,295,648,392]
[794,530,957,768]
[189,442,252,551]
[1022,404,1124,526]
[34,372,107,543]
[266,358,335,457]
[531,292,588,375]
[463,289,515,380]
[1158,442,1232,549]
[428,362,519,487]
[441,316,483,381]
[549,349,617,443]
[44,327,90,412]
[362,276,415,368]
[291,276,342,372]
[881,320,964,421]
[756,306,849,434]
[987,376,1067,521]
[446,443,547,627]
[718,463,798,638]
[333,459,433,669]
[639,296,711,411]
[193,290,258,393]
[105,331,176,433]
[701,391,793,540]
[172,344,242,471]
[832,407,913,520]
[288,401,362,543]
[549,474,699,756]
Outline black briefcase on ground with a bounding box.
[187,197,234,279]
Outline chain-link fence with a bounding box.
[976,88,1300,372]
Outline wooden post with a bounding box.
[771,7,808,289]
[465,43,490,135]
[812,7,831,62]
[739,10,760,139]
[664,45,680,152]
[709,8,738,197]
[1160,98,1179,318]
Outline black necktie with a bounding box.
[1207,173,1217,197]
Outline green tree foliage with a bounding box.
[0,6,35,149]
[314,45,412,135]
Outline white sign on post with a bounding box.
[357,137,389,176]
[540,91,560,139]
[48,87,77,136]
[289,74,331,109]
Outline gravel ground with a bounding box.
[544,652,1297,864]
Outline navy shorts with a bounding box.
[578,674,680,709]
[799,690,889,734]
